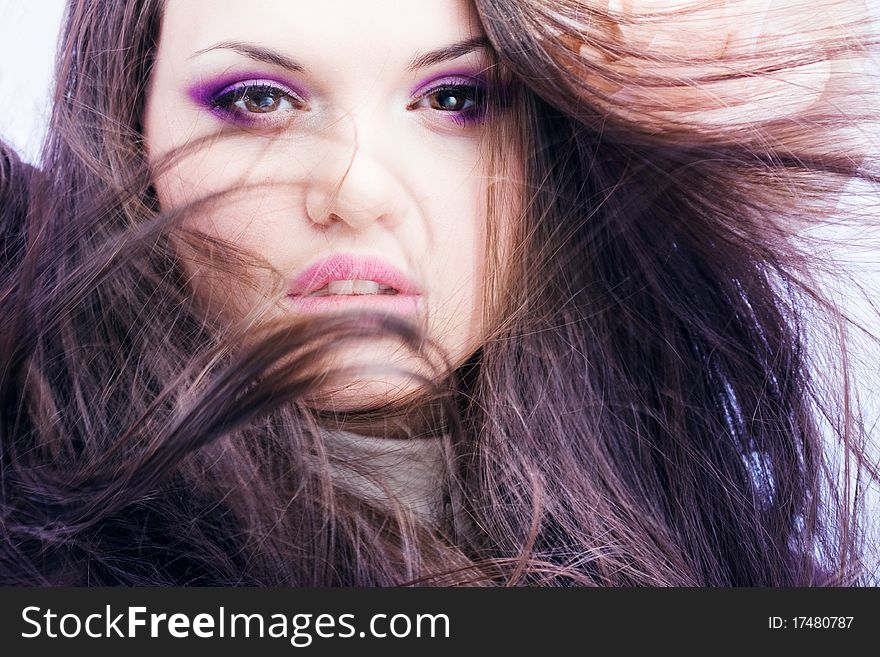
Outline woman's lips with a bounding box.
[287,253,421,316]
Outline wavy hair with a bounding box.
[1,0,878,585]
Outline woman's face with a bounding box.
[144,0,508,410]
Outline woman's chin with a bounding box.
[303,377,447,441]
[302,342,434,413]
[306,376,423,413]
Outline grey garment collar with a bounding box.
[320,428,450,525]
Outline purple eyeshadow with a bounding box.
[451,109,482,127]
[408,70,491,127]
[186,73,308,128]
[408,70,487,99]
[187,72,306,108]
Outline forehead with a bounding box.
[160,0,484,66]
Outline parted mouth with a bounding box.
[307,279,399,297]
[288,253,422,298]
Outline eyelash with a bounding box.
[408,83,487,126]
[209,80,306,126]
[207,79,488,127]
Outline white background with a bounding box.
[0,0,65,162]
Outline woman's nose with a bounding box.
[304,137,403,232]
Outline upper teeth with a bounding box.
[309,279,398,296]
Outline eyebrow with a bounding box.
[188,36,491,73]
[406,36,491,71]
[189,41,304,71]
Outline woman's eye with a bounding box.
[210,81,305,121]
[427,87,478,112]
[410,83,486,124]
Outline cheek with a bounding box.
[150,134,296,253]
[418,166,490,358]
[153,162,292,322]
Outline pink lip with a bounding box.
[287,253,421,316]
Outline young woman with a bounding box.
[1,0,878,586]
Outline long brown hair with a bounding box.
[1,0,878,585]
